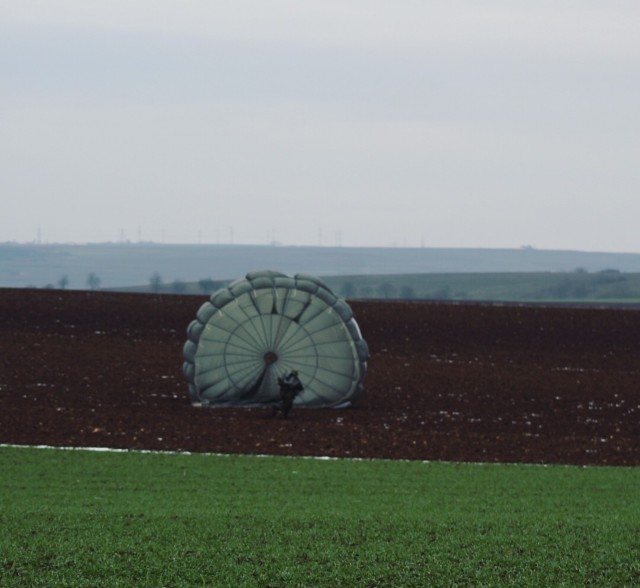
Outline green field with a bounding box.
[1,447,639,586]
[321,270,640,303]
[112,269,640,305]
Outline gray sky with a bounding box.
[2,1,640,251]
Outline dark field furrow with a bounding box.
[1,288,638,465]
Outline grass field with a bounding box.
[321,271,640,304]
[115,270,640,305]
[1,446,639,587]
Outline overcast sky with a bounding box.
[2,1,639,251]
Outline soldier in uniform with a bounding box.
[273,369,304,418]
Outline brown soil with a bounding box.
[1,288,638,466]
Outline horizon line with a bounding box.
[3,240,640,256]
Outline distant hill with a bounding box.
[101,270,640,306]
[3,242,640,291]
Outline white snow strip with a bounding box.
[0,443,604,468]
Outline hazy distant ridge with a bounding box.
[3,243,640,290]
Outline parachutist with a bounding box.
[272,370,304,418]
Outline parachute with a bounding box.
[183,270,368,408]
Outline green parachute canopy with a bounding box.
[183,270,368,408]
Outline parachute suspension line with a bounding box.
[227,311,264,351]
[272,290,297,349]
[239,291,269,350]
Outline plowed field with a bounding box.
[1,288,638,465]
